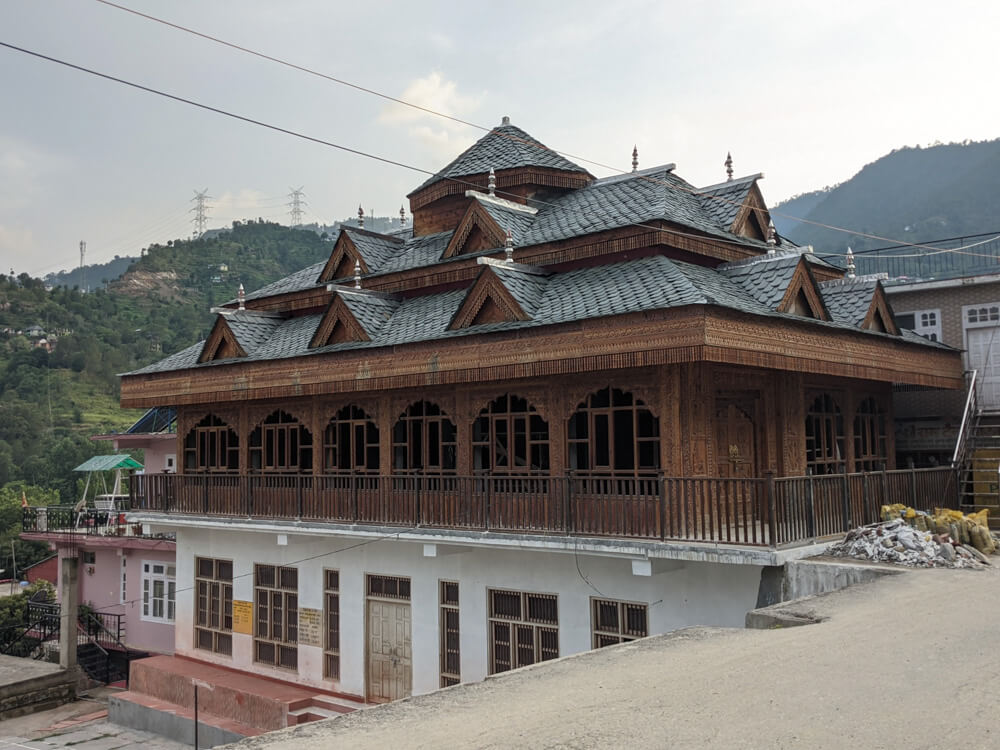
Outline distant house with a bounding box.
[23,554,58,585]
[25,324,45,338]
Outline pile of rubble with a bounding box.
[828,506,999,569]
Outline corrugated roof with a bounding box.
[74,455,144,472]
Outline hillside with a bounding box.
[773,139,1000,268]
[44,255,138,291]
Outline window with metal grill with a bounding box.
[195,557,233,656]
[324,405,379,473]
[184,414,239,473]
[591,598,648,648]
[487,589,558,674]
[439,581,460,687]
[249,411,313,473]
[367,574,411,600]
[254,564,298,670]
[324,569,340,680]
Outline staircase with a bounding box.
[954,370,1000,528]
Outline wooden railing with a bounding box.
[130,467,960,549]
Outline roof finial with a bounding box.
[399,204,406,225]
[353,258,362,289]
[725,152,733,182]
[358,204,364,229]
[488,167,496,196]
[766,219,777,252]
[237,283,245,311]
[846,247,856,279]
[631,145,638,173]
[505,230,514,263]
[501,115,510,126]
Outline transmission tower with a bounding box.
[287,186,306,227]
[190,189,213,237]
[79,240,86,293]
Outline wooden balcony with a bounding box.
[129,467,960,549]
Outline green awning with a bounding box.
[73,455,144,472]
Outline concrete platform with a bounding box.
[0,654,76,719]
[109,655,365,747]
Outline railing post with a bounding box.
[351,476,358,522]
[415,476,422,526]
[910,467,919,509]
[766,472,777,547]
[862,472,870,524]
[485,476,493,531]
[841,473,850,532]
[202,475,209,514]
[565,474,573,534]
[659,476,667,541]
[297,476,304,520]
[880,469,889,512]
[807,475,816,540]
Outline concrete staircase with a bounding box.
[958,412,1000,528]
[108,655,365,747]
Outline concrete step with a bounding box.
[287,693,366,715]
[109,691,263,748]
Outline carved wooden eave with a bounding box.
[730,183,770,241]
[443,202,509,259]
[407,166,593,212]
[198,315,247,363]
[862,283,900,336]
[777,258,831,321]
[318,233,364,283]
[447,266,531,330]
[121,304,964,409]
[309,294,371,348]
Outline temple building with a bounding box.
[113,119,962,731]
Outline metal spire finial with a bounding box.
[501,115,510,126]
[766,219,777,251]
[631,145,638,173]
[237,283,245,311]
[488,167,496,196]
[358,204,364,228]
[399,205,406,225]
[846,247,856,279]
[725,152,733,182]
[353,258,362,289]
[505,230,514,263]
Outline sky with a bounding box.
[1,0,999,278]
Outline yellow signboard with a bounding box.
[232,600,253,635]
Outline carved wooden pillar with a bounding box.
[547,380,566,477]
[843,387,857,474]
[455,388,472,476]
[883,386,896,470]
[311,397,322,475]
[680,362,710,476]
[779,373,806,477]
[238,405,249,474]
[661,364,682,475]
[378,395,394,475]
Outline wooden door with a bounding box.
[367,599,412,702]
[967,326,1000,411]
[715,398,758,478]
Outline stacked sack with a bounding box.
[881,505,996,556]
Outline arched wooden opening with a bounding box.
[184,414,239,473]
[249,411,313,473]
[805,394,845,475]
[392,402,457,474]
[324,405,379,474]
[853,397,887,471]
[473,395,549,475]
[567,387,660,476]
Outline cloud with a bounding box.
[378,73,483,160]
[0,224,36,274]
[0,136,70,210]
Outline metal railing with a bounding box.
[953,369,979,467]
[21,505,171,539]
[131,467,960,549]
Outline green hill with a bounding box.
[772,139,1000,274]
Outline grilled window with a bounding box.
[487,589,558,675]
[195,557,233,656]
[324,569,340,680]
[805,393,845,475]
[568,388,659,476]
[367,574,411,600]
[853,397,887,472]
[439,581,460,687]
[184,414,239,473]
[254,564,298,670]
[249,411,313,473]
[473,394,549,475]
[591,598,648,648]
[324,405,379,473]
[392,402,457,474]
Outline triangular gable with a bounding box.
[310,295,371,348]
[443,202,508,259]
[447,266,531,330]
[777,257,830,321]
[198,316,247,363]
[862,283,900,336]
[318,232,366,283]
[730,183,770,241]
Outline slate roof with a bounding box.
[133,253,946,376]
[243,261,326,302]
[820,278,879,327]
[698,175,760,228]
[226,313,284,353]
[472,195,538,244]
[411,123,592,194]
[719,253,802,308]
[342,229,403,276]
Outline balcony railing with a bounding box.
[129,467,959,549]
[21,505,174,540]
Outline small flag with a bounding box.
[21,491,27,508]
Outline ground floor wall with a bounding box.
[172,527,763,699]
[56,545,175,655]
